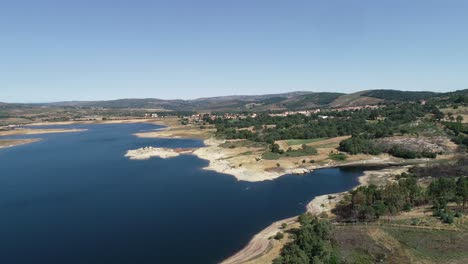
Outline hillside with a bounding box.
[3,89,467,113]
[361,89,437,101]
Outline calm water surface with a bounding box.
[0,123,363,263]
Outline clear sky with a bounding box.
[1,0,467,102]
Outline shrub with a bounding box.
[445,213,455,224]
[403,203,412,211]
[274,232,284,240]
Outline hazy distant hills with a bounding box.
[3,89,467,112]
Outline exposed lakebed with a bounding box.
[0,123,364,263]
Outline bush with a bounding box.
[274,232,284,240]
[445,213,455,224]
[403,203,413,211]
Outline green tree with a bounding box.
[456,177,468,210]
[428,178,456,211]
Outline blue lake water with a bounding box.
[0,123,363,263]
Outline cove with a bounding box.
[0,123,363,264]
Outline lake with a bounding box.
[0,123,363,264]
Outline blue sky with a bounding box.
[1,0,467,102]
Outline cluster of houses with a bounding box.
[267,105,381,117]
[183,113,258,124]
[268,109,321,117]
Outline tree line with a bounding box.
[334,172,468,224]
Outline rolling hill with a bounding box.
[5,89,468,112]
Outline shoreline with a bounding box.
[25,118,155,126]
[0,128,88,148]
[221,166,409,264]
[0,138,42,149]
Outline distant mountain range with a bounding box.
[2,89,467,112]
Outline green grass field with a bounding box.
[286,138,327,146]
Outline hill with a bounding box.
[4,89,468,112]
